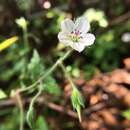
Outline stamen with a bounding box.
[69,30,82,43]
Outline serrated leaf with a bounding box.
[28,50,41,66]
[43,76,61,95]
[27,50,45,80]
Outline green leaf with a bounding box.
[43,76,61,96]
[27,50,45,80]
[122,109,130,120]
[35,116,49,130]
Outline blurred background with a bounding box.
[0,0,130,130]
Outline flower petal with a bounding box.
[75,17,90,33]
[80,33,95,46]
[58,32,72,45]
[70,42,85,52]
[61,19,74,33]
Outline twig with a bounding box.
[0,96,78,119]
[44,101,78,118]
[84,0,100,5]
[109,11,130,26]
[15,90,24,130]
[0,96,109,119]
[84,102,106,115]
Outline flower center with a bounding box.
[70,30,82,42]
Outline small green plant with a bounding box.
[14,16,95,129]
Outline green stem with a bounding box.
[77,105,82,122]
[26,82,43,128]
[59,62,75,89]
[20,49,73,93]
[23,28,29,50]
[29,82,43,110]
[59,62,83,122]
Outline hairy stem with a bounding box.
[59,62,75,89]
[20,49,73,93]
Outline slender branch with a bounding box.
[0,96,78,119]
[84,102,106,115]
[109,11,130,26]
[44,101,78,118]
[0,96,110,119]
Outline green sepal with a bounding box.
[71,87,84,122]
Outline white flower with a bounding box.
[58,17,95,52]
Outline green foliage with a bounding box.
[16,0,34,11]
[84,8,108,27]
[66,65,80,78]
[0,108,20,130]
[26,50,61,95]
[0,42,28,82]
[27,50,45,80]
[84,29,129,72]
[43,76,61,96]
[84,65,97,80]
[35,116,49,130]
[122,109,130,120]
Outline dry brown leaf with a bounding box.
[124,57,130,69]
